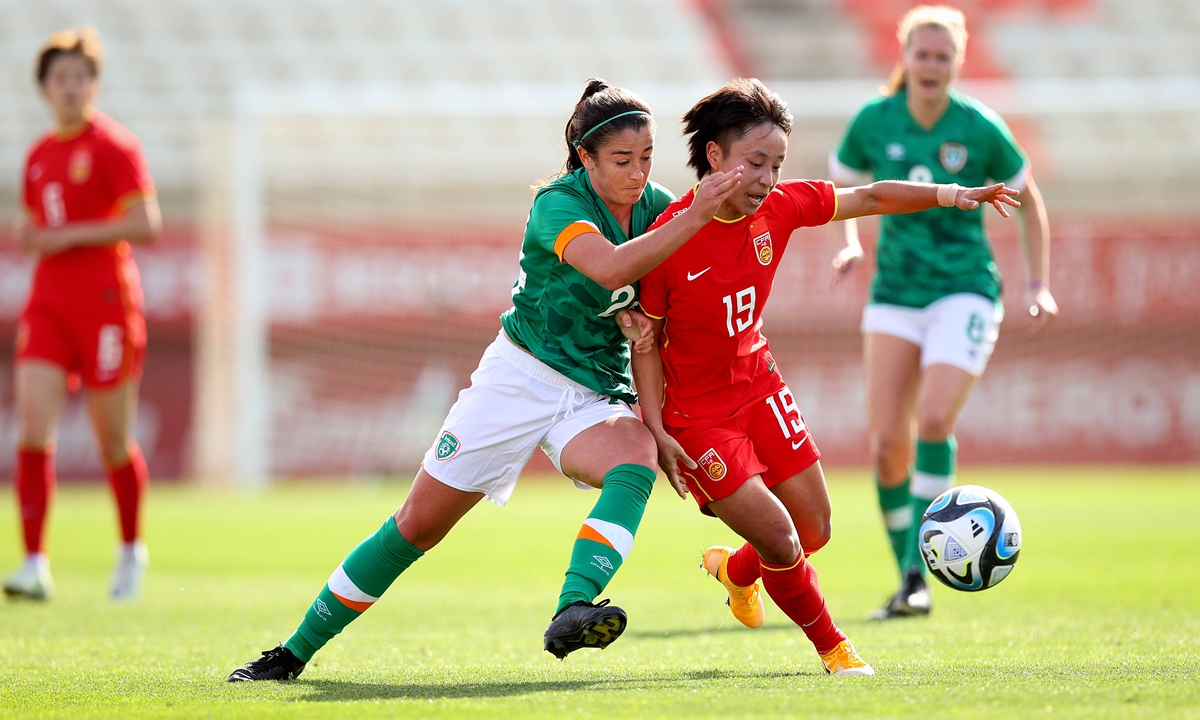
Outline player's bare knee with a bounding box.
[870,435,910,484]
[756,528,802,567]
[799,517,832,553]
[392,509,447,552]
[916,409,955,441]
[97,436,132,468]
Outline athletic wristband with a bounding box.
[1028,280,1050,290]
[937,184,963,207]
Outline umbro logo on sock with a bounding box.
[591,555,614,576]
[315,598,331,620]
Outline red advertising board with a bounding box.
[0,217,1195,480]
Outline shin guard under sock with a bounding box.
[106,445,148,544]
[284,517,424,662]
[16,448,54,556]
[556,464,656,613]
[905,437,956,573]
[726,541,762,587]
[760,555,846,654]
[876,474,912,575]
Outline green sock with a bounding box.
[283,517,424,662]
[904,436,957,574]
[556,464,656,614]
[876,474,911,575]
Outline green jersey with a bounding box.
[834,89,1027,308]
[500,168,675,403]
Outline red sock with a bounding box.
[106,445,148,544]
[726,541,762,587]
[16,448,54,555]
[759,555,846,654]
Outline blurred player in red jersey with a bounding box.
[633,79,1018,675]
[4,28,161,602]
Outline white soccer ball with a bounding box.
[919,485,1021,592]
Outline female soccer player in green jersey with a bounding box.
[828,6,1057,619]
[227,79,743,681]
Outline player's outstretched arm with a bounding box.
[833,181,1020,222]
[1015,173,1057,332]
[630,318,695,498]
[17,198,162,256]
[563,167,744,291]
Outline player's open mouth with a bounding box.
[746,193,766,206]
[918,78,940,90]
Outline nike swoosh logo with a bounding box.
[791,436,808,450]
[687,268,711,281]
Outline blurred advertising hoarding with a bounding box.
[0,218,1196,479]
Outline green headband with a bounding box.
[571,110,650,148]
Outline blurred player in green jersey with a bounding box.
[828,6,1057,619]
[228,79,743,680]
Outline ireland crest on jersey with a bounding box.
[435,431,460,461]
[750,218,772,266]
[940,142,968,174]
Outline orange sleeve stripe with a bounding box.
[576,523,616,549]
[642,310,665,320]
[554,221,601,262]
[829,187,839,224]
[111,189,154,215]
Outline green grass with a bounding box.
[1,466,1198,719]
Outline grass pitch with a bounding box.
[1,466,1197,719]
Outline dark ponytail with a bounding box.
[562,78,654,175]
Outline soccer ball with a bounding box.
[918,485,1021,592]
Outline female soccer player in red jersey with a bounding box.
[4,28,161,602]
[633,79,1018,675]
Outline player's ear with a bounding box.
[705,140,723,173]
[577,146,596,173]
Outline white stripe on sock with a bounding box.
[883,506,912,531]
[583,518,634,561]
[912,471,953,500]
[327,564,379,604]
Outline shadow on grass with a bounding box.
[622,622,799,640]
[296,667,804,702]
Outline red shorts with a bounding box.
[667,385,820,516]
[17,287,146,390]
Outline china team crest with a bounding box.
[435,431,460,461]
[698,448,727,481]
[68,148,92,184]
[939,142,968,174]
[749,218,772,266]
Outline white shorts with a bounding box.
[861,293,1003,377]
[421,331,638,506]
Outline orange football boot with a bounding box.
[701,545,765,628]
[819,640,875,676]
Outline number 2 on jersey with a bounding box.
[722,287,756,337]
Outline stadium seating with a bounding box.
[0,0,728,195]
[723,0,1200,213]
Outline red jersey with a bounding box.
[22,112,154,306]
[639,180,837,428]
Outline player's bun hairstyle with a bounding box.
[563,79,654,174]
[37,27,103,85]
[682,78,793,181]
[885,5,968,96]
